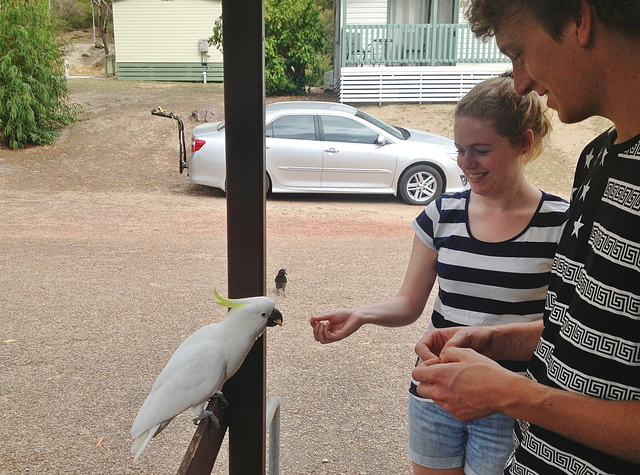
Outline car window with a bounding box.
[266,115,316,140]
[320,115,379,144]
[355,110,405,140]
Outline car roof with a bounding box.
[266,101,358,116]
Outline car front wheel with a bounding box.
[399,164,443,206]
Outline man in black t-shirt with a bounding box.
[412,1,640,473]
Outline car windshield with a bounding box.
[355,110,405,140]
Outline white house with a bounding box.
[111,0,222,81]
[109,0,509,102]
[334,0,511,103]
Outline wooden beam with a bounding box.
[177,399,228,474]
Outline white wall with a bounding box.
[112,0,222,63]
[345,0,388,24]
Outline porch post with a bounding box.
[430,0,438,66]
[222,0,268,473]
[341,0,348,67]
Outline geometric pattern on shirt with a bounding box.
[576,271,640,319]
[535,338,640,400]
[551,254,582,285]
[589,222,640,271]
[552,254,640,319]
[603,178,640,215]
[546,298,640,365]
[514,418,604,475]
[545,289,557,313]
[508,458,538,475]
[620,145,640,160]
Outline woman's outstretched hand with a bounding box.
[310,309,364,344]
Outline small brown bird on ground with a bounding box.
[275,269,287,296]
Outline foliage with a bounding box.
[210,0,328,96]
[52,0,94,31]
[264,0,326,95]
[0,0,81,149]
[210,15,224,54]
[49,0,114,48]
[307,4,334,87]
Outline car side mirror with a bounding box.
[375,135,392,145]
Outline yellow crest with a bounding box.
[213,289,248,310]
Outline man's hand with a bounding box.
[414,326,495,363]
[412,346,520,420]
[415,321,543,364]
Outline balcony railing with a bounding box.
[341,23,508,67]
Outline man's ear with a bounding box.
[576,0,593,47]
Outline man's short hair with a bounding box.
[465,0,640,40]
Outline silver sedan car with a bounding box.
[186,101,467,205]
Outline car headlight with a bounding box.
[447,151,458,161]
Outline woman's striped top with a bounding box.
[411,188,569,373]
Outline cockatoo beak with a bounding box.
[267,308,283,327]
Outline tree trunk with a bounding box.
[97,1,110,56]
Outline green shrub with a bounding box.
[0,0,81,149]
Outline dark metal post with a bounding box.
[222,0,267,474]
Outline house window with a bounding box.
[389,0,456,24]
[390,0,430,24]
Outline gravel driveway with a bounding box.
[0,78,608,474]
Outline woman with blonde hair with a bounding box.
[311,74,569,474]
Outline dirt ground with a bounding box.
[0,38,613,474]
[61,29,114,77]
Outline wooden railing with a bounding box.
[341,23,508,67]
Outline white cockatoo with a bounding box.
[131,289,283,463]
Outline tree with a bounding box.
[264,0,325,95]
[92,0,112,55]
[210,0,327,96]
[0,0,80,149]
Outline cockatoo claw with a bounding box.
[192,410,220,428]
[191,391,230,427]
[211,390,229,410]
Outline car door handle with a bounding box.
[324,148,338,154]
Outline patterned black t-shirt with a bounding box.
[507,128,640,474]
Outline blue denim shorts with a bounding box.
[407,395,515,475]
